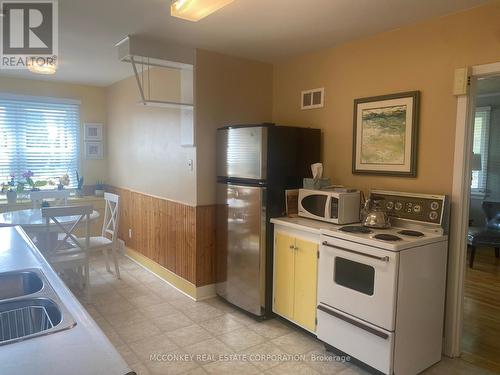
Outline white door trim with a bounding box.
[471,61,500,76]
[445,61,500,357]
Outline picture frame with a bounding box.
[84,122,103,141]
[352,91,420,177]
[85,141,103,160]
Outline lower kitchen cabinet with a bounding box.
[273,230,318,332]
[274,232,295,320]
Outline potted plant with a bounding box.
[95,181,105,197]
[75,171,84,197]
[2,174,19,204]
[58,173,70,190]
[22,171,47,191]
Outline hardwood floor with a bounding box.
[463,246,500,373]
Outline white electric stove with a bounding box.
[316,190,449,375]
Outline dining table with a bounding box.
[0,208,100,253]
[0,208,100,233]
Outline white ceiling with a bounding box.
[0,0,491,86]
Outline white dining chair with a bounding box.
[41,205,92,301]
[30,190,71,208]
[77,192,121,279]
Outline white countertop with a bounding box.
[271,216,339,234]
[271,216,448,251]
[0,226,131,375]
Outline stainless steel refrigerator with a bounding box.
[216,124,321,317]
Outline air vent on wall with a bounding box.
[301,88,324,110]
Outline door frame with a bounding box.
[445,61,500,357]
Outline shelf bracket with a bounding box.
[130,56,146,103]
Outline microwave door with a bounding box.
[301,194,328,219]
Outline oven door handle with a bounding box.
[321,241,390,262]
[317,304,389,340]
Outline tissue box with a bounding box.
[303,178,331,190]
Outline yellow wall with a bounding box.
[272,2,500,196]
[0,76,107,184]
[106,68,197,205]
[195,49,274,205]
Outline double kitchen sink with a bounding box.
[0,269,76,346]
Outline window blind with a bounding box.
[0,97,80,189]
[471,106,490,194]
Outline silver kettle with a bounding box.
[363,199,391,229]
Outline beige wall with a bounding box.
[195,49,274,205]
[272,1,500,197]
[106,68,197,205]
[0,76,107,184]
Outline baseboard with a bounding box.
[195,283,217,301]
[125,247,216,301]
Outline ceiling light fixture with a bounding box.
[170,0,234,22]
[27,59,57,75]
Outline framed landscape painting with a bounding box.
[352,91,420,176]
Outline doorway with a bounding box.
[461,74,500,372]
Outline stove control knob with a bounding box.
[386,201,394,210]
[395,202,403,211]
[430,201,440,211]
[429,211,439,220]
[413,204,422,213]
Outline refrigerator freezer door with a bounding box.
[217,127,268,180]
[216,182,267,316]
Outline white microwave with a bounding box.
[298,189,361,224]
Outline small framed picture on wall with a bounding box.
[84,123,103,141]
[85,141,103,160]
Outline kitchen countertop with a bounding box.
[271,216,340,234]
[0,226,132,375]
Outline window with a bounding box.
[0,95,80,189]
[471,107,491,194]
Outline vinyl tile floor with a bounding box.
[67,254,496,375]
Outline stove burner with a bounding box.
[398,230,424,237]
[374,234,402,242]
[339,226,373,234]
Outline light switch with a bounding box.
[187,159,193,171]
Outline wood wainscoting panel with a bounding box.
[196,205,216,286]
[173,201,196,283]
[107,186,216,287]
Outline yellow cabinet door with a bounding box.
[274,232,295,320]
[293,238,318,332]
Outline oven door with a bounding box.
[318,235,399,330]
